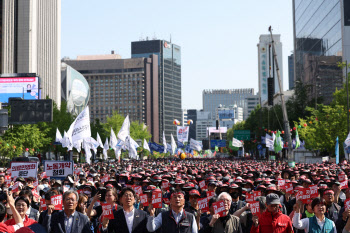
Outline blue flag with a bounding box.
[336,137,339,164]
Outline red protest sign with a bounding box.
[101,203,114,220]
[40,199,47,211]
[161,181,169,190]
[199,180,207,190]
[341,180,349,189]
[51,195,63,210]
[198,197,209,212]
[132,185,143,195]
[207,191,215,200]
[345,198,350,211]
[33,180,39,188]
[163,198,170,205]
[87,177,93,182]
[32,188,40,199]
[250,201,260,217]
[11,182,21,193]
[246,193,254,203]
[296,189,304,201]
[309,185,318,198]
[212,200,227,217]
[140,194,149,207]
[253,191,261,200]
[5,175,11,186]
[151,189,162,208]
[339,174,347,182]
[284,183,294,194]
[278,179,286,187]
[101,174,110,184]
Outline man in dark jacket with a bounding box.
[323,189,341,223]
[101,187,148,233]
[43,190,92,233]
[147,191,198,233]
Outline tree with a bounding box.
[103,111,152,142]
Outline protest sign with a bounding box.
[132,185,143,195]
[151,189,162,208]
[246,193,254,203]
[250,201,260,217]
[309,185,318,198]
[5,176,11,186]
[199,180,207,190]
[278,179,286,187]
[11,182,22,193]
[341,180,349,189]
[345,198,350,211]
[253,191,261,200]
[101,174,110,184]
[163,198,170,205]
[140,194,149,207]
[101,203,114,220]
[40,199,47,211]
[285,183,294,194]
[212,200,227,217]
[51,195,63,210]
[198,197,209,212]
[45,161,73,177]
[161,181,170,190]
[11,162,37,178]
[207,191,215,200]
[339,174,347,182]
[32,188,40,199]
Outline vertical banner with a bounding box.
[177,126,189,142]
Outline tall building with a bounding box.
[293,0,350,104]
[1,0,61,106]
[182,109,188,126]
[202,89,254,120]
[245,95,260,118]
[257,34,283,105]
[187,109,197,140]
[196,111,212,141]
[215,105,243,129]
[64,53,160,142]
[288,54,295,89]
[131,40,181,141]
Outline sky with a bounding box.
[61,0,294,110]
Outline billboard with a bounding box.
[218,109,234,120]
[0,77,40,103]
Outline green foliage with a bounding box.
[104,111,152,142]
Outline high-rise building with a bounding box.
[64,53,160,142]
[182,109,188,126]
[293,0,350,104]
[131,40,181,141]
[202,89,254,120]
[196,111,212,141]
[288,54,295,89]
[186,109,197,140]
[245,95,260,118]
[1,0,61,106]
[215,105,243,129]
[257,34,283,105]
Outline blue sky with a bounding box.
[62,0,293,110]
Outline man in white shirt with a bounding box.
[102,187,148,233]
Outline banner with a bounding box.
[101,203,114,220]
[177,126,189,142]
[151,189,162,208]
[11,162,38,178]
[44,161,73,177]
[190,138,203,151]
[149,142,164,153]
[198,197,209,212]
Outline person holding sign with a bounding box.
[206,192,242,233]
[0,192,24,233]
[251,193,293,233]
[101,187,148,233]
[147,191,198,233]
[5,196,37,227]
[43,190,92,233]
[293,197,336,233]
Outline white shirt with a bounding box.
[123,208,135,233]
[293,213,337,233]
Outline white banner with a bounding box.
[177,126,189,142]
[11,162,38,178]
[69,106,91,143]
[45,161,74,177]
[190,138,203,151]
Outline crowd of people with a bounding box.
[0,158,350,233]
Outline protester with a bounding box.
[293,197,336,233]
[5,196,37,227]
[0,192,24,233]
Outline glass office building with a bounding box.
[293,0,350,104]
[132,40,181,140]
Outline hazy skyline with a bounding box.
[62,0,293,110]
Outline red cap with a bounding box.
[189,189,201,197]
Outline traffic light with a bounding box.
[268,77,274,106]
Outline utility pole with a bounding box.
[268,26,294,161]
[346,60,349,133]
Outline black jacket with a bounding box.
[105,208,149,233]
[43,210,92,233]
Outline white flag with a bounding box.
[143,139,150,152]
[73,140,82,152]
[84,142,92,164]
[117,115,130,141]
[67,106,91,143]
[345,132,350,147]
[265,133,274,149]
[55,128,63,143]
[171,134,177,155]
[126,136,138,159]
[103,138,109,160]
[190,138,203,151]
[83,137,99,154]
[232,137,243,147]
[163,131,167,153]
[96,133,103,148]
[110,128,118,151]
[115,139,124,160]
[61,131,72,149]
